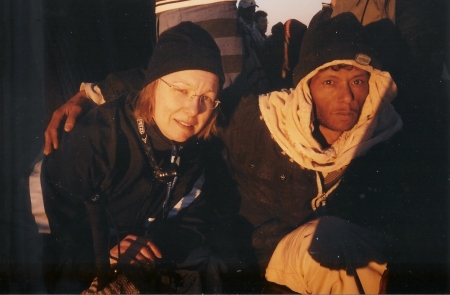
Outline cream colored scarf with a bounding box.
[259,60,403,173]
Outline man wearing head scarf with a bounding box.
[221,12,402,293]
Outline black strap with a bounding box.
[137,117,181,219]
[85,197,113,290]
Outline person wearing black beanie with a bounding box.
[144,21,225,90]
[136,21,224,142]
[39,21,230,294]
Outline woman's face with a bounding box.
[153,70,219,143]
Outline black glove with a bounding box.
[307,216,387,272]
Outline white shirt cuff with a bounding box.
[80,82,106,105]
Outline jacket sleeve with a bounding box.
[43,111,108,232]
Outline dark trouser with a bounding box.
[158,246,227,294]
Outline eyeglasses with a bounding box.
[159,78,220,110]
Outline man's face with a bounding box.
[255,16,268,35]
[310,65,370,143]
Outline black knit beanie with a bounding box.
[293,12,383,86]
[144,21,224,88]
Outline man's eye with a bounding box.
[324,80,333,85]
[353,79,366,85]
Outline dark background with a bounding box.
[1,0,449,293]
[1,0,155,292]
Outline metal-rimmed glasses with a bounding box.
[159,78,220,110]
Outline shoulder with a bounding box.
[221,93,273,147]
[79,95,132,128]
[53,94,136,155]
[97,68,145,102]
[230,94,262,127]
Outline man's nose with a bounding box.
[338,84,355,103]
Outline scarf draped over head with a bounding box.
[259,60,402,173]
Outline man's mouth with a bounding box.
[334,111,356,117]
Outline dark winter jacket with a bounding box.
[218,94,409,273]
[42,93,227,291]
